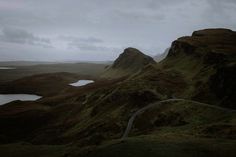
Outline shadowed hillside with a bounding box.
[0,28,235,157]
[102,47,156,78]
[159,28,236,109]
[0,62,108,83]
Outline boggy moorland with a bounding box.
[0,28,236,157]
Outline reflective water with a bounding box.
[0,94,42,105]
[0,67,16,69]
[69,80,94,87]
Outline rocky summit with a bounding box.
[0,29,236,157]
[112,47,156,70]
[162,28,236,109]
[102,47,156,78]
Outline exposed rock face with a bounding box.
[209,64,236,109]
[102,47,156,78]
[165,28,236,109]
[192,28,235,36]
[112,47,156,71]
[168,28,236,58]
[0,28,236,154]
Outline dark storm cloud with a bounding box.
[0,27,52,48]
[0,0,235,61]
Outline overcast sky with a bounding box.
[0,0,236,61]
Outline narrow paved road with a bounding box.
[121,99,236,140]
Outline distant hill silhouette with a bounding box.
[102,47,156,78]
[153,48,169,62]
[0,28,236,157]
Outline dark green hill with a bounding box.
[158,28,236,109]
[102,47,156,78]
[0,28,235,157]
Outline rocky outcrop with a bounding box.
[168,28,236,59]
[165,28,236,109]
[102,47,156,78]
[112,47,156,71]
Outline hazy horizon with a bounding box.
[0,0,236,61]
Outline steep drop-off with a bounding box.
[0,28,236,157]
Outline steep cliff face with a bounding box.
[209,64,236,109]
[163,28,236,109]
[0,29,235,156]
[102,29,236,109]
[168,28,236,58]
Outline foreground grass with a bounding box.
[1,135,236,157]
[85,135,236,157]
[0,143,67,157]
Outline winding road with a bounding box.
[121,99,236,140]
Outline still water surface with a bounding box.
[0,94,42,105]
[69,80,94,87]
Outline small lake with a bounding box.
[0,67,16,70]
[70,80,94,87]
[0,94,42,105]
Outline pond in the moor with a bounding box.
[0,94,42,105]
[69,80,94,87]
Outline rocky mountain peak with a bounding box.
[112,47,156,70]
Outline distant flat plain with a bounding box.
[0,61,110,83]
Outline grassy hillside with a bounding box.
[0,62,108,83]
[84,136,236,157]
[102,48,156,78]
[0,143,67,157]
[157,29,236,108]
[0,29,235,157]
[0,72,83,96]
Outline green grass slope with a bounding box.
[158,28,236,109]
[102,47,156,78]
[0,28,235,157]
[0,62,107,83]
[84,136,236,157]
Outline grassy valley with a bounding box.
[0,62,109,83]
[0,29,235,157]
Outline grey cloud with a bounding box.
[113,9,165,23]
[146,0,188,10]
[0,27,52,48]
[58,35,118,53]
[0,0,236,61]
[202,0,236,27]
[206,0,236,12]
[73,37,103,44]
[59,36,103,44]
[70,43,119,53]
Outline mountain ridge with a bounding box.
[0,28,236,157]
[102,47,156,78]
